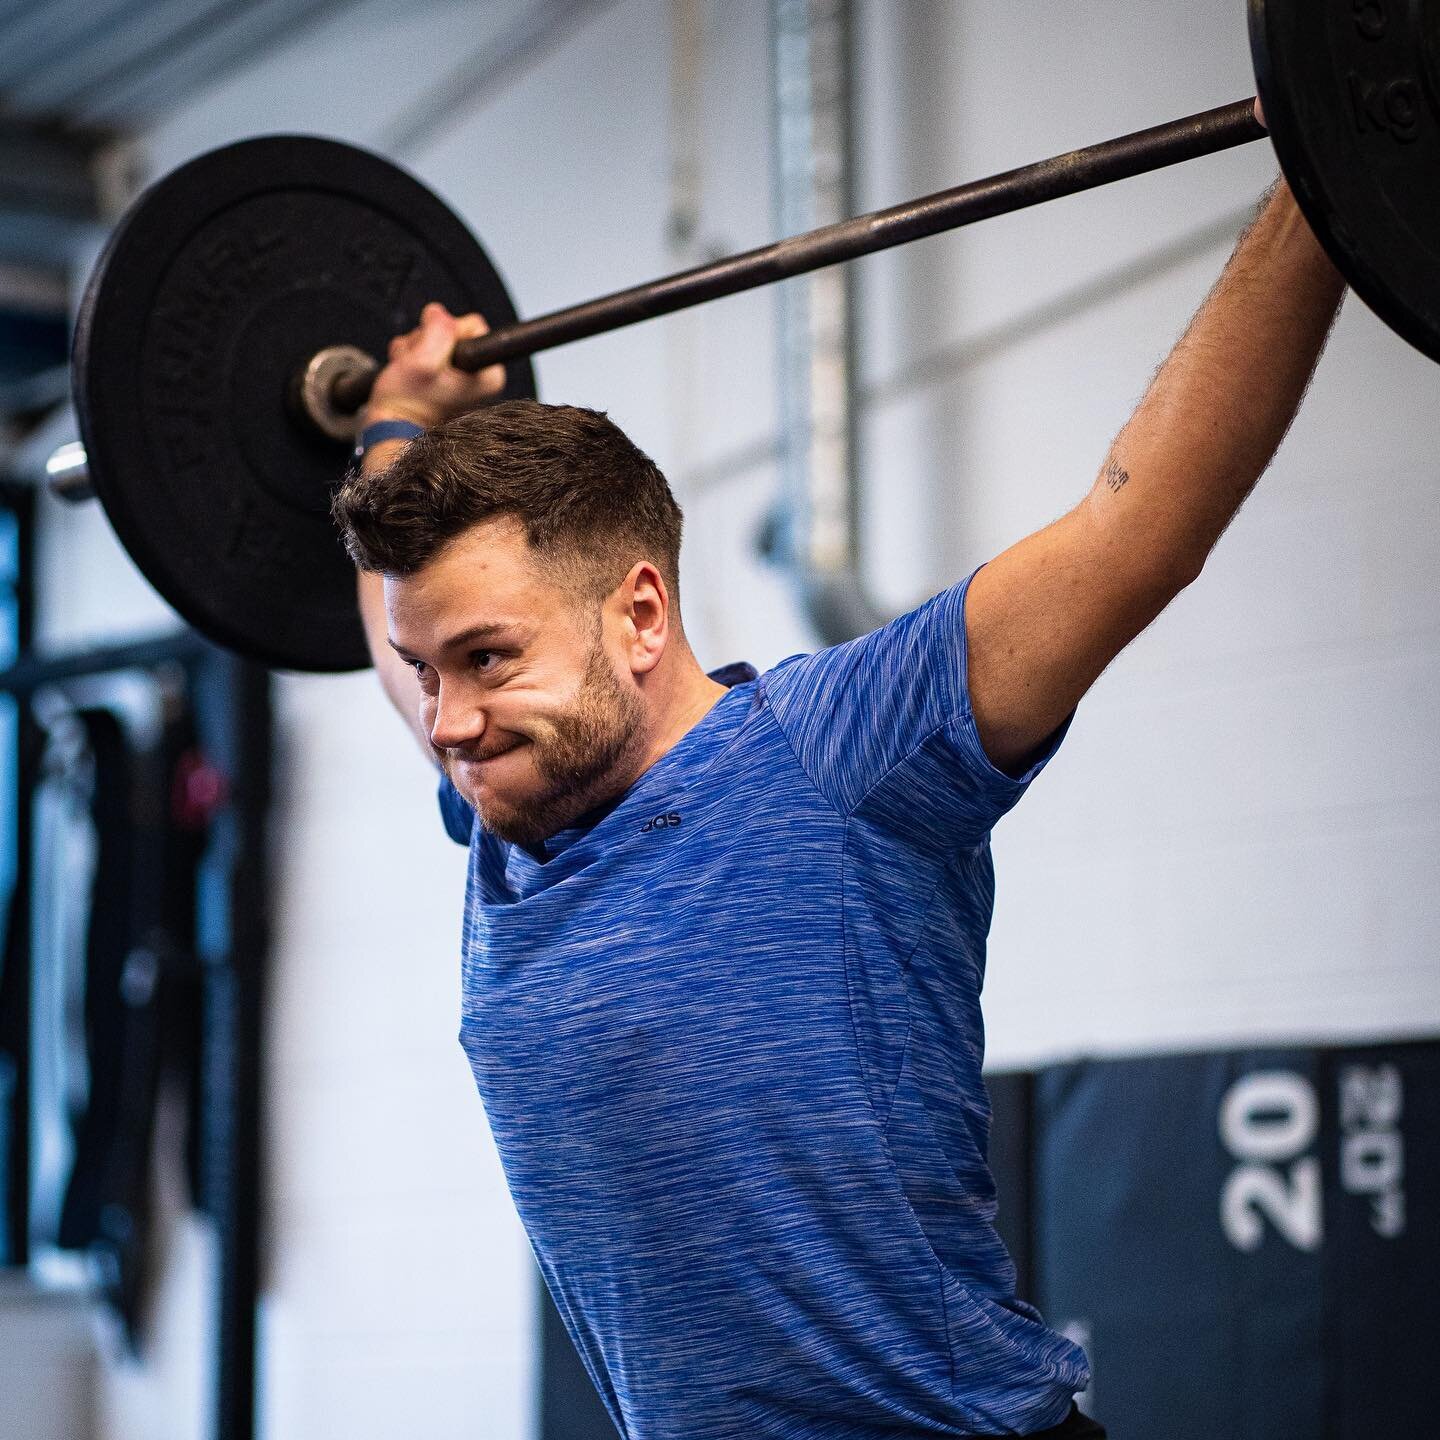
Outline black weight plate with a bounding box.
[73,135,536,673]
[1250,0,1440,364]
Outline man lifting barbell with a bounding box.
[326,158,1342,1438]
[62,8,1438,1429]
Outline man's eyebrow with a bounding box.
[387,622,529,659]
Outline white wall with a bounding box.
[840,3,1440,1064]
[21,0,1440,1437]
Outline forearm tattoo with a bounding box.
[1103,459,1130,493]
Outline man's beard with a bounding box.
[450,640,648,849]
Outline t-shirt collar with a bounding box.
[513,662,757,867]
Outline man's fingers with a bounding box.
[370,303,506,421]
[450,311,507,395]
[410,302,462,368]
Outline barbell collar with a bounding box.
[327,98,1263,416]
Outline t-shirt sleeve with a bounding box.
[764,567,1070,846]
[437,772,476,846]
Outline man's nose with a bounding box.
[427,681,484,752]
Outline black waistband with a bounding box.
[1014,1404,1107,1439]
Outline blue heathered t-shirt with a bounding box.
[437,571,1090,1438]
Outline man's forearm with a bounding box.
[1086,180,1346,584]
[355,436,435,757]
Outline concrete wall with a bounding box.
[11,0,1439,1436]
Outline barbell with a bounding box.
[62,0,1440,672]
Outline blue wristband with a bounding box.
[353,418,424,462]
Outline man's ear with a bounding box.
[616,561,670,675]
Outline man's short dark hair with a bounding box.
[333,400,684,606]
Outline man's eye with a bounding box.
[471,650,496,671]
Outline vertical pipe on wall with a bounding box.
[771,0,885,643]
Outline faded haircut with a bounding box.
[333,400,684,607]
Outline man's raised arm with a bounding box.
[964,177,1346,775]
[350,304,508,761]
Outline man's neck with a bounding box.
[636,656,730,775]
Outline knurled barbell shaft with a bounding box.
[329,99,1265,415]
